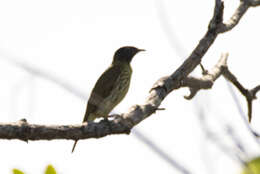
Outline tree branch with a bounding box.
[0,118,132,141]
[0,0,259,141]
[248,0,260,7]
[222,68,260,122]
[178,52,260,123]
[217,1,250,33]
[182,53,228,99]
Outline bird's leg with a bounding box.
[103,117,109,121]
[102,116,112,132]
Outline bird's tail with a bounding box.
[71,111,95,153]
[71,140,78,153]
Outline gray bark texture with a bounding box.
[1,0,260,141]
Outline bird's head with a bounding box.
[113,46,145,64]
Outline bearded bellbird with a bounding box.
[72,46,145,152]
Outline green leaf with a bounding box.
[12,169,25,174]
[242,157,260,174]
[45,165,57,174]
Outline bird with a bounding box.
[71,46,145,152]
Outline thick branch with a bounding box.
[0,118,132,141]
[0,0,259,141]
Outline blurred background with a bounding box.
[0,0,260,173]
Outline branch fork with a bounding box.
[0,0,260,141]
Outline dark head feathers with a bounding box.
[113,46,145,64]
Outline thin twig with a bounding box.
[223,68,260,122]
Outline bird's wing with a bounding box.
[92,65,122,98]
[83,65,122,121]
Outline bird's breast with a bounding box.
[97,67,132,116]
[110,68,132,104]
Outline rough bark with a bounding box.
[0,0,260,141]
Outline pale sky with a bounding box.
[0,0,260,174]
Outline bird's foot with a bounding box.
[103,117,109,122]
[107,114,117,118]
[102,117,112,132]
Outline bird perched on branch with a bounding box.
[72,46,145,152]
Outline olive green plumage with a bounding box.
[72,46,145,152]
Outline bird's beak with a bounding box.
[138,49,146,52]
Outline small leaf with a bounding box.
[45,165,57,174]
[12,169,25,174]
[242,157,260,174]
